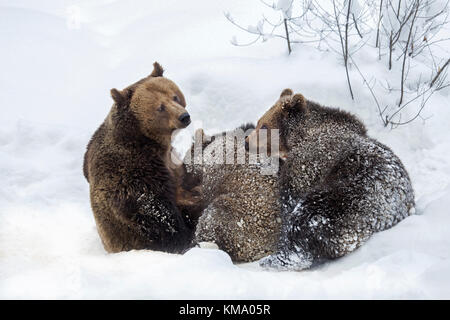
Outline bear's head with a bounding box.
[245,88,307,160]
[110,62,190,144]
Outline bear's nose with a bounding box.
[178,112,191,126]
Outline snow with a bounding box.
[276,0,293,19]
[1,0,449,299]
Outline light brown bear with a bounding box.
[83,62,202,253]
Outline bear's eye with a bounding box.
[157,104,166,112]
[173,95,180,103]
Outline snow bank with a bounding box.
[1,0,449,299]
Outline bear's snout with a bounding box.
[178,112,191,127]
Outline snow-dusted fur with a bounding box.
[260,95,415,270]
[184,124,282,262]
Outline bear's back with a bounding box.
[306,100,367,136]
[282,102,369,198]
[83,120,133,186]
[83,122,107,182]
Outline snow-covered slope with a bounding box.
[1,0,449,299]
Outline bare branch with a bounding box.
[430,58,450,88]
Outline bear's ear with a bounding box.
[290,93,307,111]
[291,93,306,105]
[282,93,307,112]
[110,88,133,106]
[280,88,293,98]
[150,61,164,77]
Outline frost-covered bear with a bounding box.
[184,124,282,262]
[246,89,415,270]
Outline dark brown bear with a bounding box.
[246,89,415,270]
[83,62,201,253]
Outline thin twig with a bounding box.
[430,58,450,88]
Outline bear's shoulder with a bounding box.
[85,123,167,187]
[307,100,367,136]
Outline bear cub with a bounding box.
[185,124,282,262]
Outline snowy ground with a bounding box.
[1,0,450,299]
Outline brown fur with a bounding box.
[246,90,365,159]
[84,62,201,253]
[186,125,281,262]
[251,89,413,271]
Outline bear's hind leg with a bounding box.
[260,187,372,271]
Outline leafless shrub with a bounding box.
[226,0,450,127]
[372,0,450,125]
[225,0,313,54]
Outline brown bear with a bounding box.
[184,124,282,262]
[83,62,201,253]
[246,89,415,270]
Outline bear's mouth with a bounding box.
[170,119,191,133]
[179,120,191,129]
[178,119,191,129]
